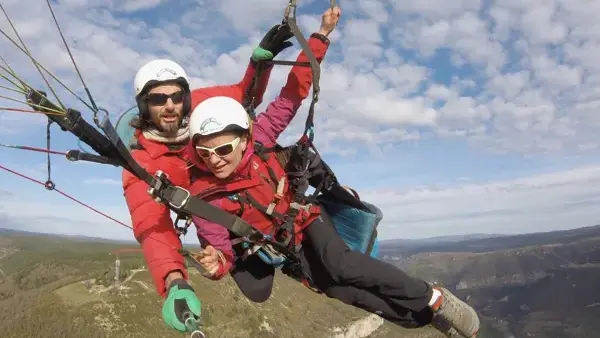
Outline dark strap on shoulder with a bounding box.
[154,178,260,240]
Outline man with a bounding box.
[121,25,294,333]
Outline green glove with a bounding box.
[252,47,274,62]
[162,279,202,333]
[251,24,294,62]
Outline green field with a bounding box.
[0,230,445,338]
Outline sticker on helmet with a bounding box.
[156,68,177,80]
[199,118,223,135]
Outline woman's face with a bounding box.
[195,131,248,179]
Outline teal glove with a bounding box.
[251,24,294,62]
[252,47,274,62]
[162,279,202,333]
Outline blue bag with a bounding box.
[243,194,382,267]
[318,194,382,259]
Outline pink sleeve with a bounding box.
[253,95,300,148]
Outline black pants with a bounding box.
[230,208,434,328]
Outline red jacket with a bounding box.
[122,59,272,298]
[187,34,329,276]
[188,144,322,246]
[190,59,271,109]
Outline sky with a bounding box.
[1,0,600,242]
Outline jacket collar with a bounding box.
[136,130,188,159]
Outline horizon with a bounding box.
[3,223,598,245]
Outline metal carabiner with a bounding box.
[284,0,297,22]
[183,311,206,338]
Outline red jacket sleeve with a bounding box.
[279,33,330,103]
[253,33,330,147]
[121,150,188,298]
[190,59,273,109]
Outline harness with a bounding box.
[228,0,339,266]
[184,142,319,268]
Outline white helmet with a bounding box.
[189,96,250,139]
[133,59,189,97]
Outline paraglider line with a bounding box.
[0,18,95,113]
[0,4,66,111]
[0,163,185,254]
[0,107,63,116]
[0,163,130,228]
[44,0,99,112]
[0,84,25,95]
[0,55,28,90]
[0,68,28,94]
[0,143,66,156]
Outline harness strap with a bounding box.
[266,177,285,215]
[230,237,289,271]
[237,192,286,221]
[154,178,303,263]
[26,90,126,167]
[244,0,333,126]
[284,0,321,139]
[152,175,260,239]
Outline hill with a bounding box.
[380,225,600,338]
[3,224,598,338]
[0,229,447,338]
[378,225,600,256]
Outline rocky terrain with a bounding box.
[380,225,600,338]
[1,225,599,337]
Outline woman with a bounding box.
[184,8,479,338]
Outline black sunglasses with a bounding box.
[145,90,185,106]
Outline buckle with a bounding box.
[147,170,168,200]
[167,186,191,210]
[147,170,191,210]
[174,214,192,236]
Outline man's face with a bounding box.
[146,84,185,133]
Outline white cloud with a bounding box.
[2,0,596,156]
[1,0,600,242]
[0,196,134,240]
[389,0,482,19]
[216,0,290,33]
[84,178,122,185]
[362,164,600,240]
[117,0,163,13]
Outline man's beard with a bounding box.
[158,115,182,134]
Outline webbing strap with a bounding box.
[285,0,322,95]
[149,172,301,262]
[148,172,259,239]
[26,90,127,167]
[285,0,335,137]
[244,0,336,129]
[283,1,334,209]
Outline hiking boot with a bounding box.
[431,287,479,337]
[430,314,464,338]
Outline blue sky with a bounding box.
[1,0,600,242]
